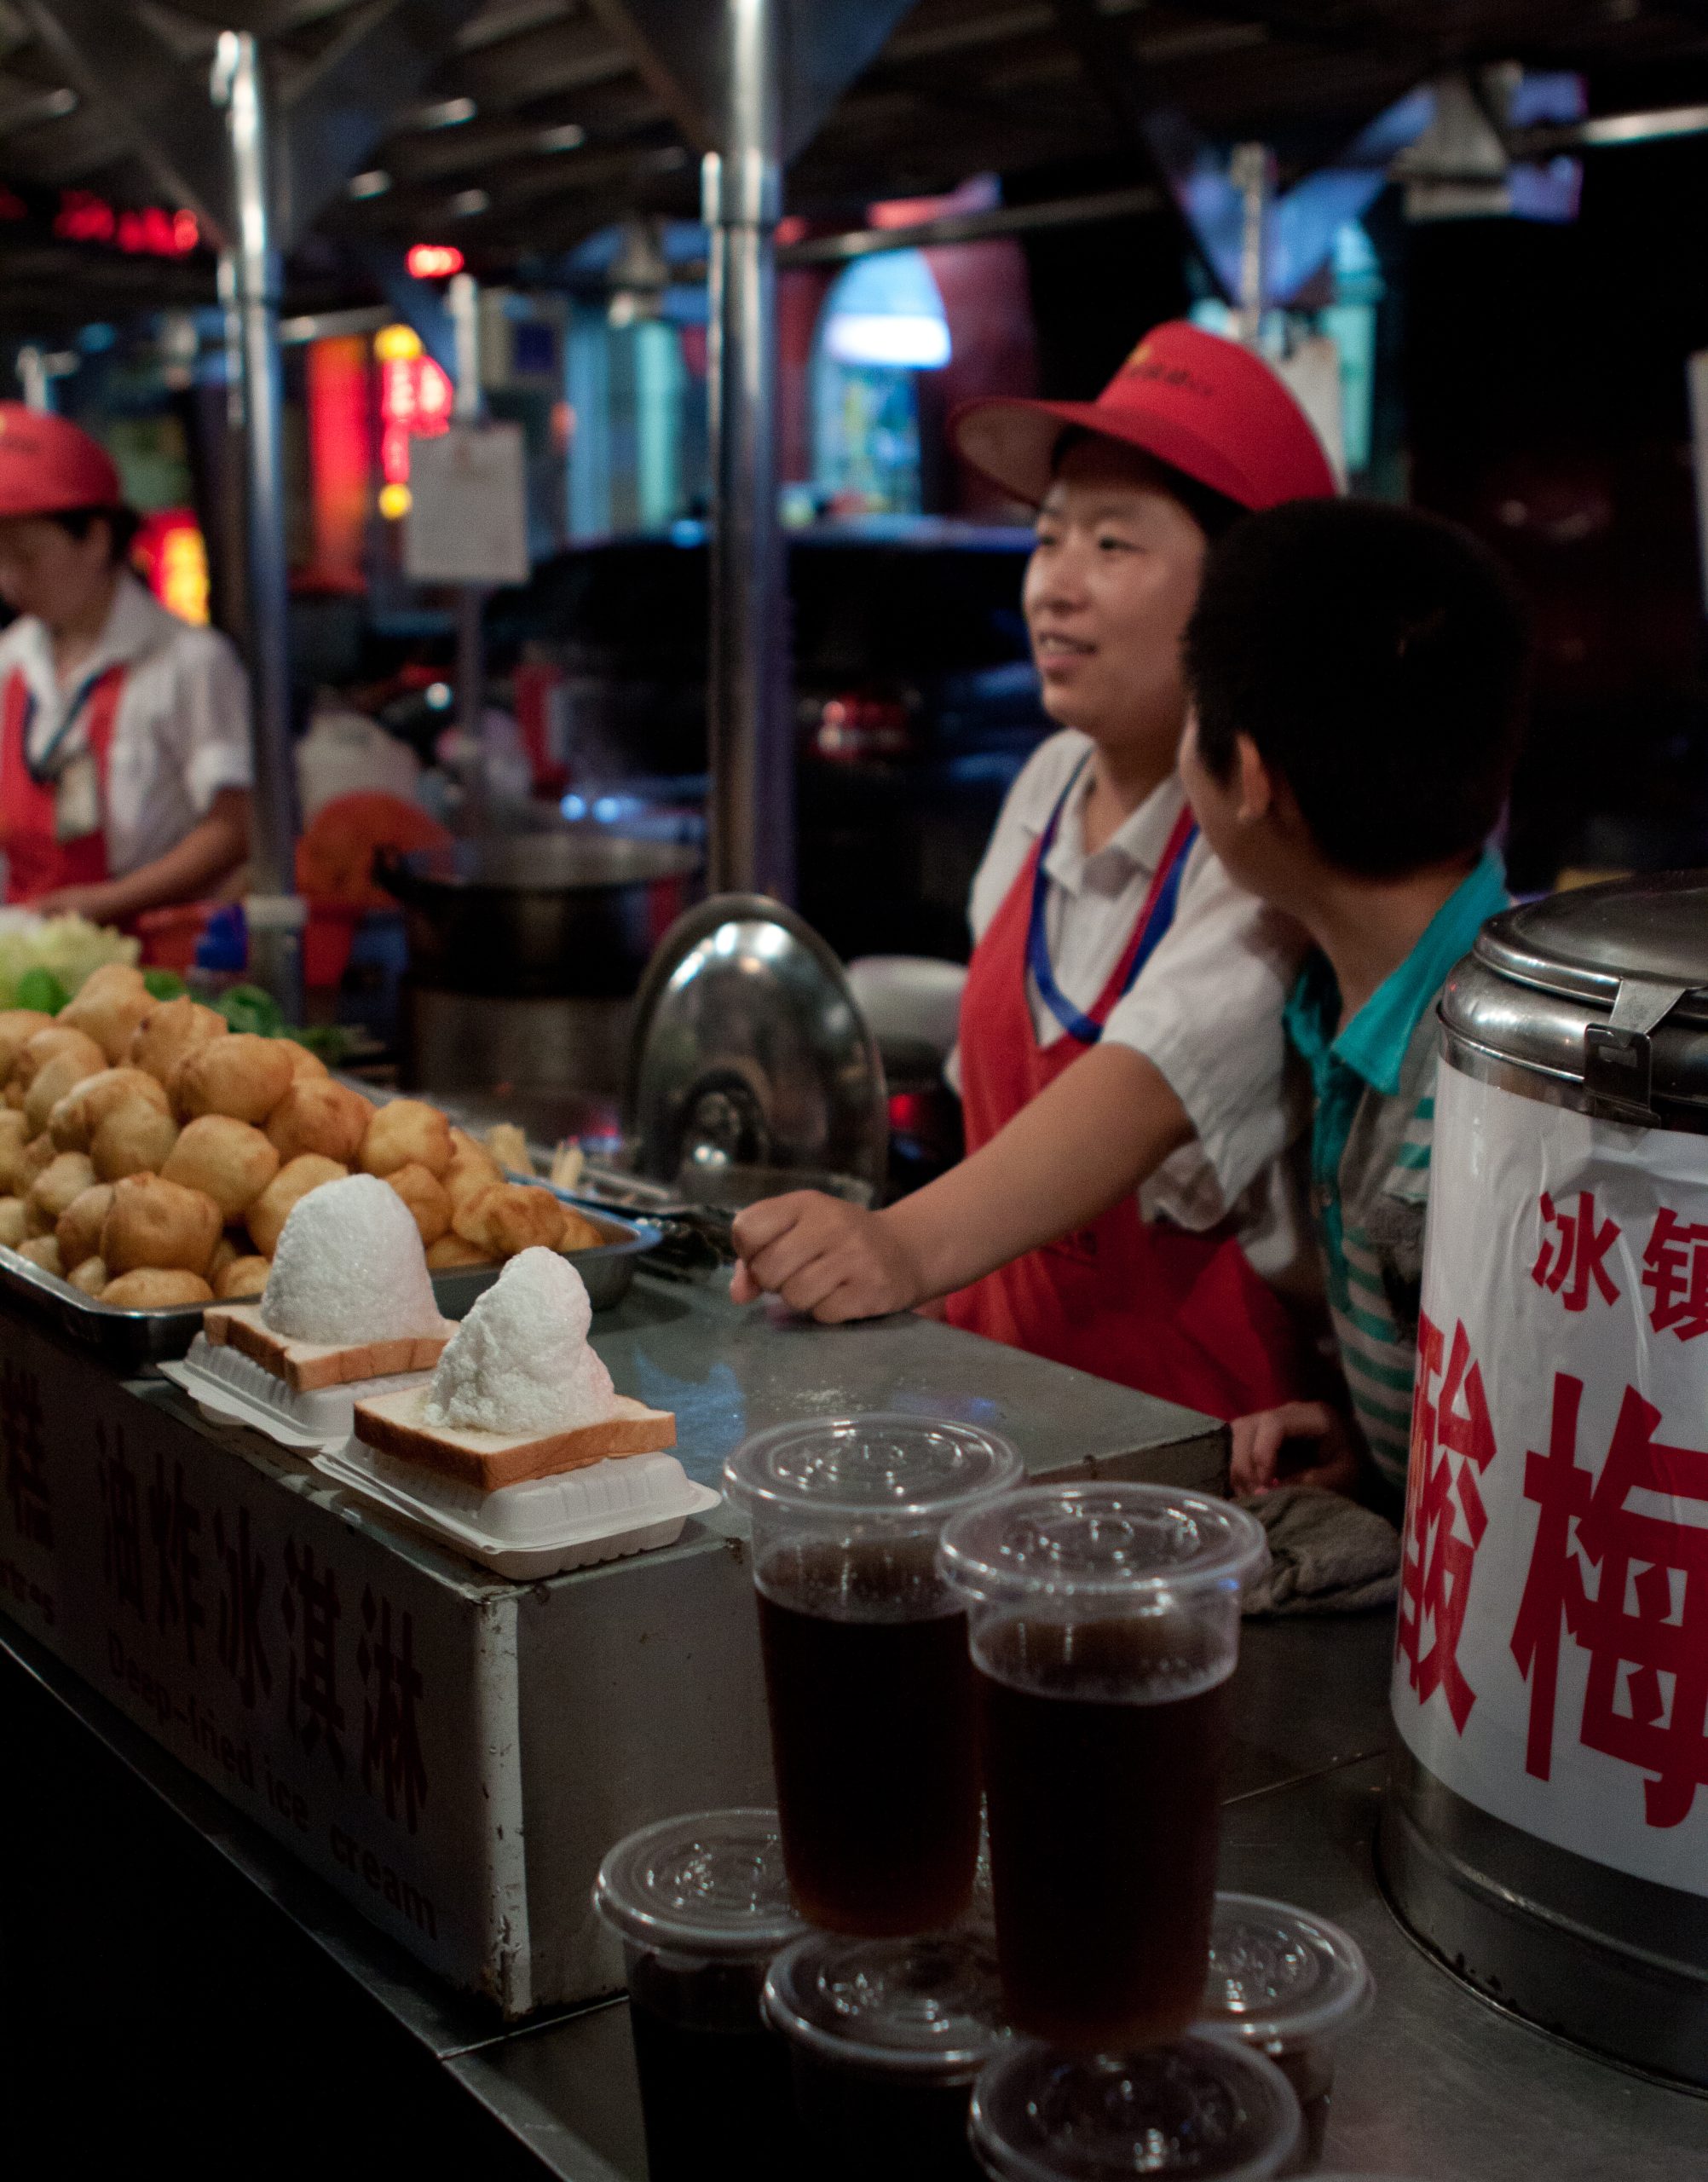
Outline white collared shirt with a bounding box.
[954,728,1318,1296]
[0,572,254,880]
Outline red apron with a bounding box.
[944,805,1307,1420]
[0,662,124,903]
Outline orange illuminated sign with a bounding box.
[373,324,453,514]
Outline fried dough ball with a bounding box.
[281,1041,329,1082]
[245,1154,348,1257]
[453,1181,568,1258]
[103,1268,212,1310]
[0,1197,26,1247]
[15,1025,107,1098]
[49,1065,170,1152]
[161,1115,280,1218]
[14,1234,61,1275]
[101,1173,222,1279]
[90,1102,179,1182]
[58,963,156,1065]
[558,1209,605,1255]
[57,1183,115,1270]
[0,1008,53,1079]
[425,1232,496,1269]
[360,1098,452,1180]
[384,1160,452,1247]
[444,1128,503,1213]
[172,1033,296,1125]
[67,1256,107,1298]
[130,996,228,1086]
[214,1254,271,1301]
[265,1077,372,1165]
[16,1133,56,1196]
[0,1108,29,1192]
[28,1152,97,1228]
[22,1037,107,1136]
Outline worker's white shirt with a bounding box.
[952,728,1317,1296]
[0,572,253,880]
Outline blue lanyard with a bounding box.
[21,666,114,787]
[1025,762,1199,1045]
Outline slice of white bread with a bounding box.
[204,1302,452,1394]
[353,1382,676,1490]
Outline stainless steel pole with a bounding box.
[214,31,302,1016]
[1231,141,1272,349]
[447,270,487,835]
[704,0,790,899]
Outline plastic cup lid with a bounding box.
[763,1927,1013,2084]
[940,1484,1267,1608]
[1198,1894,1372,2053]
[969,2035,1301,2182]
[724,1413,1024,1524]
[593,1809,805,1961]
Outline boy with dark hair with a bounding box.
[1180,498,1530,1507]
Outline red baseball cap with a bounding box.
[950,320,1336,513]
[0,404,123,519]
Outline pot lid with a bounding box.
[1474,873,1708,1017]
[626,894,888,1202]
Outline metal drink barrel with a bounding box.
[1382,871,1708,2087]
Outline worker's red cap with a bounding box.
[949,320,1337,513]
[0,404,122,519]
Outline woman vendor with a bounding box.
[0,405,252,921]
[731,321,1336,1419]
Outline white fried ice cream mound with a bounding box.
[424,1246,615,1439]
[263,1173,449,1345]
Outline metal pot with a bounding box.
[376,827,701,999]
[1382,872,1708,2087]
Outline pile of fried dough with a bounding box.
[0,964,601,1310]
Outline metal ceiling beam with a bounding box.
[21,0,234,240]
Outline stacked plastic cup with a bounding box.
[764,1924,1012,2182]
[593,1808,808,2182]
[1197,1894,1373,2172]
[969,2036,1301,2182]
[939,1482,1268,2046]
[724,1413,1024,1936]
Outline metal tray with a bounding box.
[0,1198,661,1372]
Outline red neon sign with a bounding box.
[378,351,454,485]
[406,244,465,279]
[54,190,199,257]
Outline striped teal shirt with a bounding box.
[1284,850,1509,1504]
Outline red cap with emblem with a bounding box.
[949,320,1336,513]
[0,404,123,519]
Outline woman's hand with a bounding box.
[1229,1400,1363,1498]
[29,880,124,921]
[730,1192,926,1323]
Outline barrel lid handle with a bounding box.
[1584,975,1690,1117]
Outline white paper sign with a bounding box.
[1393,1060,1708,1894]
[405,421,529,586]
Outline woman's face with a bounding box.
[1022,439,1209,761]
[0,515,113,629]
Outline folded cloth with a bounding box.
[1239,1486,1400,1618]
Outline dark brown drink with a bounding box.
[976,1613,1232,2046]
[628,1998,804,2182]
[756,1538,981,1935]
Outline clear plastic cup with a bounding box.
[1197,1894,1373,2173]
[593,1808,808,2182]
[724,1414,1024,1936]
[939,1483,1267,2046]
[970,2035,1301,2182]
[763,1925,1013,2182]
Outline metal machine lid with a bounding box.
[1473,873,1708,1017]
[626,893,888,1202]
[1445,873,1708,1120]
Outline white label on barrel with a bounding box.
[1391,1059,1708,1895]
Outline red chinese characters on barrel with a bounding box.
[1531,1190,1621,1313]
[1642,1209,1708,1342]
[1399,1312,1497,1732]
[1512,1377,1708,1830]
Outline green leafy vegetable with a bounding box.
[142,968,187,1002]
[215,984,286,1039]
[14,967,66,1016]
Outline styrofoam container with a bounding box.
[159,1332,435,1452]
[314,1434,721,1578]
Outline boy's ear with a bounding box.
[1232,733,1277,824]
